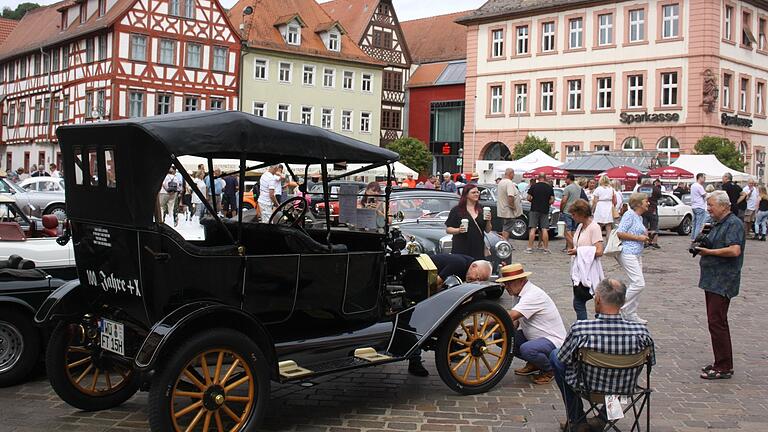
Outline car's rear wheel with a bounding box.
[435,300,513,395]
[677,215,692,236]
[46,320,140,411]
[509,216,529,240]
[0,309,41,387]
[148,328,270,432]
[45,204,67,221]
[241,202,254,211]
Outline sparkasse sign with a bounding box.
[619,112,680,124]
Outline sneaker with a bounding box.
[524,248,534,254]
[531,371,554,384]
[408,359,429,377]
[543,249,552,254]
[651,243,661,249]
[514,362,540,376]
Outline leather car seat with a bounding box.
[41,215,60,237]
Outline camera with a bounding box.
[689,224,713,257]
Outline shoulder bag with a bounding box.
[471,214,492,257]
[604,222,623,257]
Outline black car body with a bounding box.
[35,111,516,432]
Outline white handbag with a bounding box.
[604,229,623,257]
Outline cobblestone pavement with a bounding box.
[2,234,767,431]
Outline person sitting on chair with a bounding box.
[549,278,655,432]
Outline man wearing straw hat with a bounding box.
[497,263,566,384]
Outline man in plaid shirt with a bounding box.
[549,278,655,431]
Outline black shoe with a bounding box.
[408,359,429,377]
[650,243,661,249]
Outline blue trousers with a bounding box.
[551,349,584,423]
[692,208,707,239]
[515,329,556,372]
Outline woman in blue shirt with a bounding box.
[616,193,650,323]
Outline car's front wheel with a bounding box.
[435,300,513,395]
[677,215,692,236]
[508,216,529,240]
[0,309,41,387]
[45,204,67,221]
[148,328,270,432]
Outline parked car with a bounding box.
[622,192,693,235]
[0,173,67,220]
[36,111,515,431]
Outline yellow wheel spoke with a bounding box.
[474,354,481,381]
[482,323,500,340]
[450,352,472,372]
[472,314,478,337]
[225,395,250,403]
[462,357,474,380]
[451,336,469,346]
[202,411,213,432]
[213,352,225,384]
[487,339,505,345]
[215,411,225,432]
[220,359,240,386]
[185,407,207,432]
[486,350,502,358]
[91,369,100,391]
[105,371,112,390]
[183,368,207,391]
[221,403,241,423]
[448,347,470,358]
[224,375,250,392]
[67,356,91,369]
[479,316,491,340]
[174,400,203,419]
[175,390,204,399]
[75,364,93,384]
[201,354,212,385]
[480,353,494,372]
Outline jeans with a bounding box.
[755,210,768,235]
[514,329,556,372]
[617,253,645,322]
[573,295,590,321]
[193,202,205,220]
[692,208,707,239]
[550,349,583,423]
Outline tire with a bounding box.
[241,202,254,211]
[45,204,67,221]
[0,309,41,387]
[677,215,692,236]
[46,321,140,411]
[148,328,270,432]
[509,216,529,240]
[435,300,514,395]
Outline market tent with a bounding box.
[669,155,751,182]
[596,165,642,181]
[523,166,569,179]
[559,151,641,175]
[647,166,694,180]
[341,162,417,178]
[477,149,563,181]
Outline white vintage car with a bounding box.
[622,191,693,236]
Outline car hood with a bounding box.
[396,222,446,254]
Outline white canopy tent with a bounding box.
[670,155,751,182]
[476,149,562,183]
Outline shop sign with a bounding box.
[441,143,451,155]
[619,112,680,124]
[721,113,753,128]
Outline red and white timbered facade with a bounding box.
[0,0,240,173]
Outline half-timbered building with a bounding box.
[0,0,240,173]
[321,0,411,145]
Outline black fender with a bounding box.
[387,281,503,358]
[34,279,88,324]
[134,301,278,378]
[0,295,37,314]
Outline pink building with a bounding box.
[458,0,768,178]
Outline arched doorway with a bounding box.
[656,136,680,165]
[622,136,643,151]
[481,141,511,160]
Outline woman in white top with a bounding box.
[592,175,616,238]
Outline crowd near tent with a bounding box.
[476,149,562,182]
[669,155,751,182]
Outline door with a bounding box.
[656,195,676,229]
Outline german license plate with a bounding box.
[99,318,124,356]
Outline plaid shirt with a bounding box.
[557,314,655,395]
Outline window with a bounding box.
[516,25,529,55]
[328,32,340,51]
[341,110,352,131]
[629,9,645,42]
[62,45,69,69]
[759,18,766,50]
[105,148,116,188]
[212,47,227,72]
[361,73,372,92]
[80,2,87,24]
[743,11,757,47]
[657,136,680,164]
[61,9,68,30]
[491,28,504,58]
[209,98,224,110]
[128,92,144,118]
[627,74,644,108]
[19,58,26,78]
[598,13,613,45]
[252,102,265,117]
[724,6,733,40]
[382,109,401,130]
[98,0,106,16]
[185,43,201,68]
[490,85,503,114]
[159,39,175,65]
[184,0,194,19]
[52,49,60,72]
[170,0,179,16]
[723,73,732,108]
[660,72,678,106]
[372,30,392,49]
[661,4,680,39]
[569,17,583,49]
[96,90,105,116]
[321,108,333,129]
[98,35,108,60]
[277,104,290,122]
[86,38,94,62]
[323,68,335,87]
[757,82,765,115]
[184,96,199,111]
[8,102,15,126]
[0,65,4,83]
[596,77,612,109]
[43,52,50,73]
[342,71,354,90]
[156,93,172,115]
[53,98,60,122]
[740,77,749,112]
[286,25,300,45]
[34,100,41,124]
[253,59,267,79]
[622,136,643,151]
[33,54,40,75]
[302,65,315,85]
[130,34,147,61]
[279,62,291,83]
[360,112,371,133]
[514,83,527,113]
[565,145,580,157]
[63,96,69,121]
[540,81,554,112]
[383,70,402,91]
[301,106,313,125]
[541,21,555,52]
[567,79,582,111]
[594,144,611,152]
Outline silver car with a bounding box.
[0,175,67,220]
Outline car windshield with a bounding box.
[0,202,25,225]
[0,178,25,194]
[390,196,458,220]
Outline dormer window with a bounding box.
[98,0,106,17]
[287,25,300,45]
[80,2,87,24]
[328,32,340,51]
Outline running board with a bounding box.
[278,348,399,382]
[354,347,393,362]
[278,360,313,379]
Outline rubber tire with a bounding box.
[241,202,254,211]
[45,205,67,221]
[148,328,270,432]
[435,300,514,395]
[46,321,140,411]
[0,308,41,387]
[509,216,529,240]
[677,215,692,236]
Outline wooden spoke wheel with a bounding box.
[46,321,140,411]
[435,300,514,395]
[149,329,269,432]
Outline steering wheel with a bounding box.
[269,197,308,227]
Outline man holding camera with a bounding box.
[694,190,745,380]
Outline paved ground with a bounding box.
[2,234,767,431]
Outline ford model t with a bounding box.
[35,111,514,431]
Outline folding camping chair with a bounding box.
[570,347,653,432]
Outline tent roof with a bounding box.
[559,152,640,172]
[669,155,751,182]
[516,149,562,167]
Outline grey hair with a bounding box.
[628,192,647,210]
[504,168,515,177]
[723,172,733,181]
[475,260,493,274]
[595,278,626,307]
[708,190,731,208]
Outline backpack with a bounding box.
[166,179,179,193]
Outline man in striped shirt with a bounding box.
[549,278,655,431]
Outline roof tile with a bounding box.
[0,17,19,46]
[401,10,469,64]
[319,0,377,43]
[457,0,597,24]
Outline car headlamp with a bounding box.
[494,240,512,259]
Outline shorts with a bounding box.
[502,217,518,233]
[528,211,549,230]
[642,212,658,231]
[744,209,755,223]
[560,213,577,232]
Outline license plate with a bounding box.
[99,318,125,356]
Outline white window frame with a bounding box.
[252,101,266,117]
[567,79,582,111]
[302,64,315,86]
[490,85,503,114]
[278,62,292,83]
[321,108,334,129]
[757,82,765,115]
[623,136,643,151]
[627,75,644,108]
[542,22,555,52]
[514,84,527,113]
[491,29,504,57]
[541,81,554,112]
[328,32,340,51]
[301,106,313,125]
[287,25,300,45]
[725,6,733,40]
[569,18,583,49]
[128,92,144,118]
[759,18,766,50]
[253,58,268,80]
[361,73,373,92]
[212,47,227,72]
[662,4,680,39]
[740,78,749,111]
[130,34,147,62]
[323,68,336,88]
[185,43,201,69]
[598,13,613,46]
[156,94,172,115]
[597,77,612,109]
[341,110,352,131]
[342,71,354,90]
[277,104,290,122]
[516,26,529,54]
[360,111,371,133]
[629,9,645,42]
[594,144,611,152]
[159,39,175,65]
[661,72,678,106]
[723,74,731,108]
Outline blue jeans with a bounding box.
[692,208,707,239]
[551,349,584,423]
[755,210,768,236]
[573,295,590,321]
[515,329,556,372]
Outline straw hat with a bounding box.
[495,263,532,282]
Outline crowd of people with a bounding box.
[4,163,62,182]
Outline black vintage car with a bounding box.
[35,111,515,432]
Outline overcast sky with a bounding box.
[0,0,486,21]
